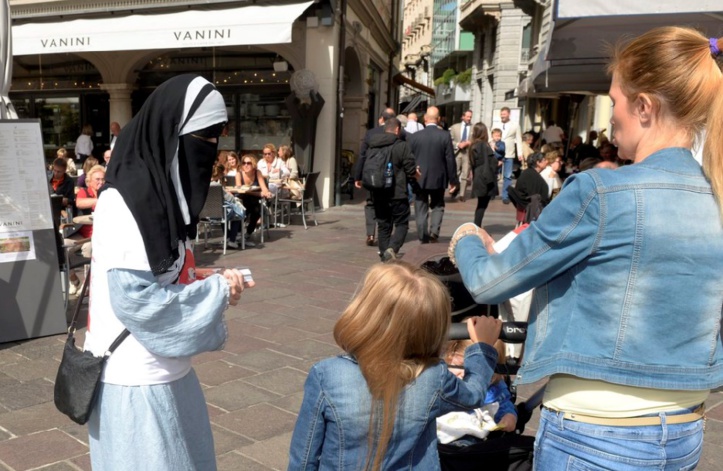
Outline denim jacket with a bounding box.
[455,148,723,390]
[287,343,498,470]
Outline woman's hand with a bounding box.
[262,190,273,199]
[221,268,253,306]
[466,316,502,346]
[477,228,497,255]
[497,413,517,432]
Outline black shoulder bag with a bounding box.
[54,266,130,425]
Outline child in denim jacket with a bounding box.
[288,262,502,471]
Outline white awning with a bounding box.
[12,2,313,56]
[522,1,723,95]
[556,0,723,19]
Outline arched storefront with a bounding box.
[10,53,109,161]
[341,46,365,158]
[133,47,296,154]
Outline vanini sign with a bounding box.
[12,2,313,56]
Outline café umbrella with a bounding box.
[0,0,17,119]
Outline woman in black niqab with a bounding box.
[105,73,227,275]
[84,75,236,471]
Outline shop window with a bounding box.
[136,48,294,154]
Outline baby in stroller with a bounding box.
[410,243,536,471]
[437,339,518,446]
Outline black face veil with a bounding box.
[104,74,227,275]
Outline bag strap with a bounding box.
[67,265,130,354]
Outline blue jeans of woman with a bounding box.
[534,407,704,471]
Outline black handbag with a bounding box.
[54,267,130,425]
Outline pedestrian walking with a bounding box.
[407,106,457,243]
[362,118,419,261]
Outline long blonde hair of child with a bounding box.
[333,261,451,471]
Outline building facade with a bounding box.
[399,0,434,112]
[430,0,473,123]
[9,0,402,208]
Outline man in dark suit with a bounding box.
[407,106,457,243]
[355,107,406,247]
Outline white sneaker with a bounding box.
[226,240,239,249]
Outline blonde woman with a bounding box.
[76,157,99,188]
[452,29,723,468]
[278,145,299,179]
[56,147,77,176]
[225,151,240,177]
[289,262,502,470]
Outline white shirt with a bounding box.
[257,157,289,179]
[84,189,192,385]
[405,120,424,134]
[541,125,565,144]
[75,134,93,156]
[540,166,562,198]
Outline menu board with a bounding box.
[0,119,66,343]
[0,120,54,264]
[0,120,53,233]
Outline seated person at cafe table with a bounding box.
[225,151,240,178]
[49,157,76,212]
[66,164,105,294]
[76,156,100,189]
[278,145,299,179]
[235,155,273,246]
[257,143,289,194]
[210,164,245,249]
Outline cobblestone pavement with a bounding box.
[1,196,721,470]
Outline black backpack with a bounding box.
[361,143,394,190]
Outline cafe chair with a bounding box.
[277,172,319,229]
[197,184,244,254]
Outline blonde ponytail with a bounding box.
[702,54,723,220]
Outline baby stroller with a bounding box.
[405,245,542,471]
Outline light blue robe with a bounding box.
[88,268,229,471]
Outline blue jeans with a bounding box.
[534,407,704,471]
[502,158,514,201]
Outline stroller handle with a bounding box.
[448,321,527,344]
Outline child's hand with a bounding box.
[497,413,517,432]
[466,316,502,346]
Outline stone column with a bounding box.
[304,23,339,209]
[100,83,134,127]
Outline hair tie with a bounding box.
[710,38,721,57]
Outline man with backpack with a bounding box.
[356,118,418,261]
[355,108,407,248]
